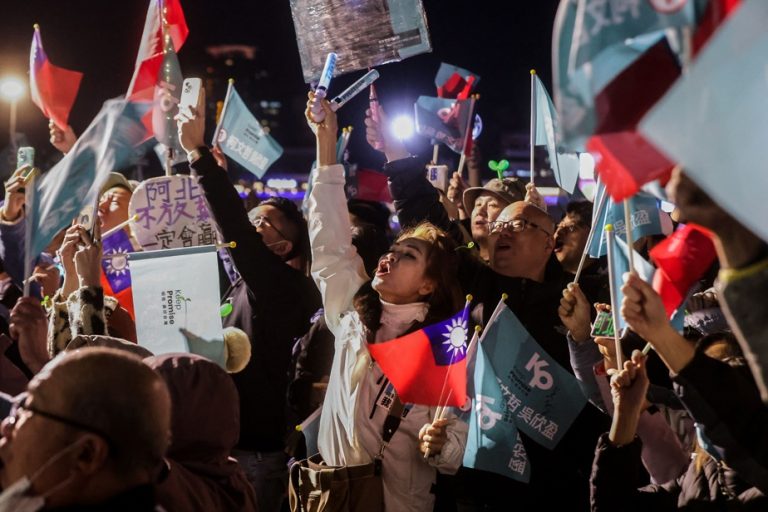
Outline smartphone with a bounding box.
[77,205,96,233]
[426,165,449,192]
[179,78,202,113]
[590,310,615,338]
[16,147,35,171]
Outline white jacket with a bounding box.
[308,164,468,512]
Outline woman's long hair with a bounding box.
[353,222,464,340]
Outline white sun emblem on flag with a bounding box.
[441,317,468,358]
[104,250,129,276]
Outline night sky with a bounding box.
[0,0,560,176]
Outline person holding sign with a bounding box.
[177,88,321,512]
[300,95,467,512]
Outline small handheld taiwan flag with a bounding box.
[367,298,471,407]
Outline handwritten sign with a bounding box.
[128,175,218,251]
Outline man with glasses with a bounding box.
[0,347,170,510]
[178,92,321,512]
[553,201,609,307]
[453,201,608,511]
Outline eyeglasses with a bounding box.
[7,394,115,449]
[251,215,288,241]
[488,218,553,237]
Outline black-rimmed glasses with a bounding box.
[488,218,553,237]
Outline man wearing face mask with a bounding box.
[177,90,321,512]
[0,347,171,511]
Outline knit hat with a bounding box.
[462,177,527,214]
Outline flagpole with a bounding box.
[23,171,39,297]
[432,144,439,165]
[480,293,509,343]
[529,69,537,186]
[573,184,609,284]
[456,94,478,177]
[604,224,624,370]
[212,78,234,147]
[622,199,635,271]
[102,214,140,239]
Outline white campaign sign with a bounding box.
[129,246,223,355]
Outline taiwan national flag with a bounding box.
[29,24,83,130]
[367,301,470,407]
[101,228,137,319]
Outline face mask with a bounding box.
[695,422,723,463]
[0,477,44,512]
[0,440,83,512]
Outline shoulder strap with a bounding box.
[378,394,405,460]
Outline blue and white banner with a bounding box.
[214,83,283,178]
[588,192,662,258]
[464,338,531,483]
[130,245,223,355]
[28,98,146,260]
[481,305,586,449]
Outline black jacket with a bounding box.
[192,149,321,452]
[591,433,766,511]
[383,155,608,510]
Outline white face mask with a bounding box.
[0,478,44,512]
[0,441,82,512]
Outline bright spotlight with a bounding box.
[0,76,25,102]
[390,115,414,140]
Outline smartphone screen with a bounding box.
[590,310,615,338]
[16,147,35,170]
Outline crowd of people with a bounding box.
[0,73,764,512]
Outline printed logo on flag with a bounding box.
[424,314,468,365]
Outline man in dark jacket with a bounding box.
[178,95,321,512]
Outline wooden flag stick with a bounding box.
[102,214,139,239]
[432,144,439,165]
[604,224,624,370]
[623,199,635,272]
[529,69,537,186]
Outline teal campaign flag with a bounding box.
[214,83,283,178]
[464,338,531,483]
[28,98,147,260]
[640,0,768,244]
[480,305,586,450]
[152,32,183,151]
[533,75,580,193]
[611,236,655,332]
[552,0,697,150]
[567,0,697,69]
[588,192,662,258]
[414,96,472,154]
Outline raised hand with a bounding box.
[305,92,339,167]
[621,273,672,344]
[49,120,77,154]
[176,87,206,154]
[9,297,50,374]
[558,283,591,342]
[418,417,450,456]
[363,103,409,162]
[608,350,649,447]
[1,166,30,222]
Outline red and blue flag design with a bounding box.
[29,24,83,129]
[367,302,470,407]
